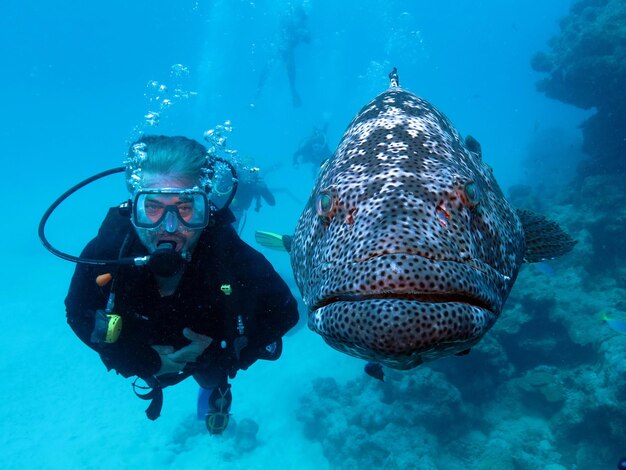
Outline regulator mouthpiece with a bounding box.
[148,242,186,277]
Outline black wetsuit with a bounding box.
[65,204,299,385]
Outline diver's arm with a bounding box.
[259,183,276,206]
[65,239,109,343]
[232,240,299,368]
[238,280,298,368]
[65,240,161,379]
[254,268,299,342]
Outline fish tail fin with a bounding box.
[517,209,577,263]
[254,230,292,253]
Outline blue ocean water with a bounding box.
[2,0,623,468]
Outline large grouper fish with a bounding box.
[257,69,576,370]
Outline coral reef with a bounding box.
[520,127,585,193]
[297,370,462,469]
[531,0,626,175]
[234,418,259,453]
[296,176,626,469]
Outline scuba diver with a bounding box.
[229,167,276,233]
[254,3,310,107]
[43,135,298,435]
[293,125,332,173]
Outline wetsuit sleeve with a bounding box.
[231,238,299,369]
[65,239,161,379]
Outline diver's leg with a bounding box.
[194,369,232,434]
[196,386,211,420]
[283,50,301,107]
[254,55,276,102]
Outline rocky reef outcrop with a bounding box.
[531,0,626,176]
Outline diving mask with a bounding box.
[131,188,210,230]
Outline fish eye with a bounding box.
[464,182,481,207]
[315,191,335,218]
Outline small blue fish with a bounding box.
[604,316,626,335]
[364,362,385,382]
[534,261,555,276]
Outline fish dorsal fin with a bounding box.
[517,209,577,263]
[389,67,400,88]
[464,135,482,159]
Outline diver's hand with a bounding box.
[152,328,213,376]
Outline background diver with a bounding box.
[254,3,310,107]
[293,124,332,173]
[229,166,277,233]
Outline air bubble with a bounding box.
[144,111,160,127]
[170,63,190,77]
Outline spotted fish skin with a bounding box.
[290,85,534,370]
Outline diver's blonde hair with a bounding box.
[125,135,209,192]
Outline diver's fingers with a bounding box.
[152,329,213,367]
[166,329,213,363]
[153,351,186,376]
[152,345,176,354]
[182,327,213,347]
[169,343,207,363]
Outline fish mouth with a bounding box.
[301,253,504,369]
[313,291,492,313]
[304,253,506,315]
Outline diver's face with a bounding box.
[133,174,203,255]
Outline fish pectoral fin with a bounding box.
[517,209,577,263]
[254,230,293,253]
[364,362,385,381]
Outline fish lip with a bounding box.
[309,298,497,368]
[305,253,505,314]
[312,291,493,313]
